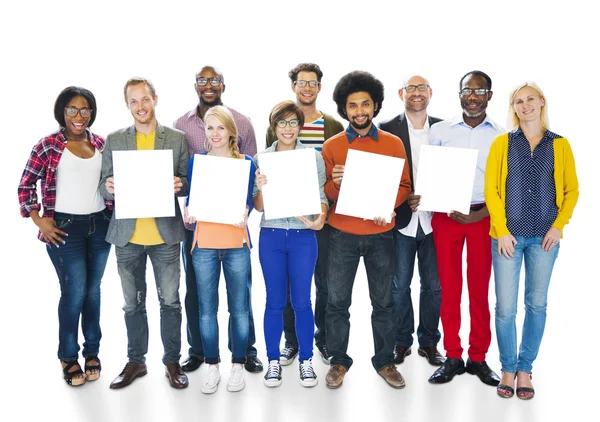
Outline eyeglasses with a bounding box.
[276,119,300,128]
[196,77,222,86]
[294,80,320,88]
[403,84,429,92]
[459,88,489,97]
[64,107,92,118]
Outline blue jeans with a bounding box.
[283,224,330,349]
[47,210,112,362]
[115,242,182,365]
[259,228,317,362]
[392,225,441,347]
[191,247,250,364]
[492,236,559,374]
[325,227,396,372]
[182,229,258,358]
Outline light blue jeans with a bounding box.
[492,236,559,374]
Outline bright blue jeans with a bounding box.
[46,210,112,362]
[191,247,250,364]
[259,228,317,362]
[492,236,559,374]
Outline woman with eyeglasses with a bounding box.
[253,100,328,388]
[184,106,256,394]
[18,86,113,386]
[484,81,579,400]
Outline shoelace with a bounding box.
[230,366,243,383]
[266,362,280,379]
[299,360,315,379]
[206,367,220,385]
[281,347,296,358]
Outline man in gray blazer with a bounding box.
[100,77,189,390]
[379,75,444,369]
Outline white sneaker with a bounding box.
[280,347,298,366]
[299,359,318,387]
[227,364,245,392]
[263,360,282,387]
[200,365,221,394]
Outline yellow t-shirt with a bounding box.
[129,132,165,246]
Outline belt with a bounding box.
[470,203,485,212]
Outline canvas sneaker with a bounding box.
[299,359,318,387]
[280,347,298,366]
[263,360,282,387]
[200,365,221,394]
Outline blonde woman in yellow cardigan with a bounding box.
[484,81,578,400]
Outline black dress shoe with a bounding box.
[393,345,411,364]
[181,356,203,372]
[465,358,500,386]
[165,362,189,389]
[244,355,263,373]
[428,358,465,384]
[109,362,147,389]
[418,346,446,366]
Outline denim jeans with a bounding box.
[283,224,330,349]
[325,227,396,372]
[182,229,257,358]
[259,228,317,362]
[191,247,250,364]
[392,225,441,347]
[492,236,559,374]
[47,210,112,362]
[115,242,182,365]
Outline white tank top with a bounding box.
[55,147,105,214]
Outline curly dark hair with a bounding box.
[459,70,492,90]
[288,63,323,83]
[332,71,384,121]
[54,86,97,127]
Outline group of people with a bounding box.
[18,63,579,400]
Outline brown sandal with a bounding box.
[62,361,86,386]
[85,356,102,381]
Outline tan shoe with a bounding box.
[325,364,347,389]
[378,365,406,389]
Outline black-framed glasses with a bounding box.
[276,119,300,128]
[196,77,222,86]
[459,88,489,97]
[64,107,92,118]
[404,84,429,92]
[294,80,320,88]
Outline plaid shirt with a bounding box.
[173,105,257,157]
[18,129,114,242]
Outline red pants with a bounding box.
[431,212,492,362]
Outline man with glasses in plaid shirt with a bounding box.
[173,66,261,374]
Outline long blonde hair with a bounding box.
[507,81,549,131]
[204,106,241,158]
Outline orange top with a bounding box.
[191,222,250,252]
[322,129,411,235]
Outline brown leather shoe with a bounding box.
[109,362,147,389]
[378,365,406,389]
[417,346,446,366]
[325,364,347,389]
[165,362,189,389]
[393,345,411,364]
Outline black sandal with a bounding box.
[85,356,102,381]
[62,361,86,386]
[516,372,535,400]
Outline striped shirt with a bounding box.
[506,128,558,237]
[298,116,325,151]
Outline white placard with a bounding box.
[335,149,405,223]
[414,145,478,214]
[258,148,322,220]
[187,154,251,225]
[113,150,175,219]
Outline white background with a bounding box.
[1,1,597,421]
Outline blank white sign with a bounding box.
[113,150,175,219]
[335,149,405,223]
[414,145,478,214]
[258,148,322,220]
[188,154,251,225]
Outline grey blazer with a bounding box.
[99,123,189,247]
